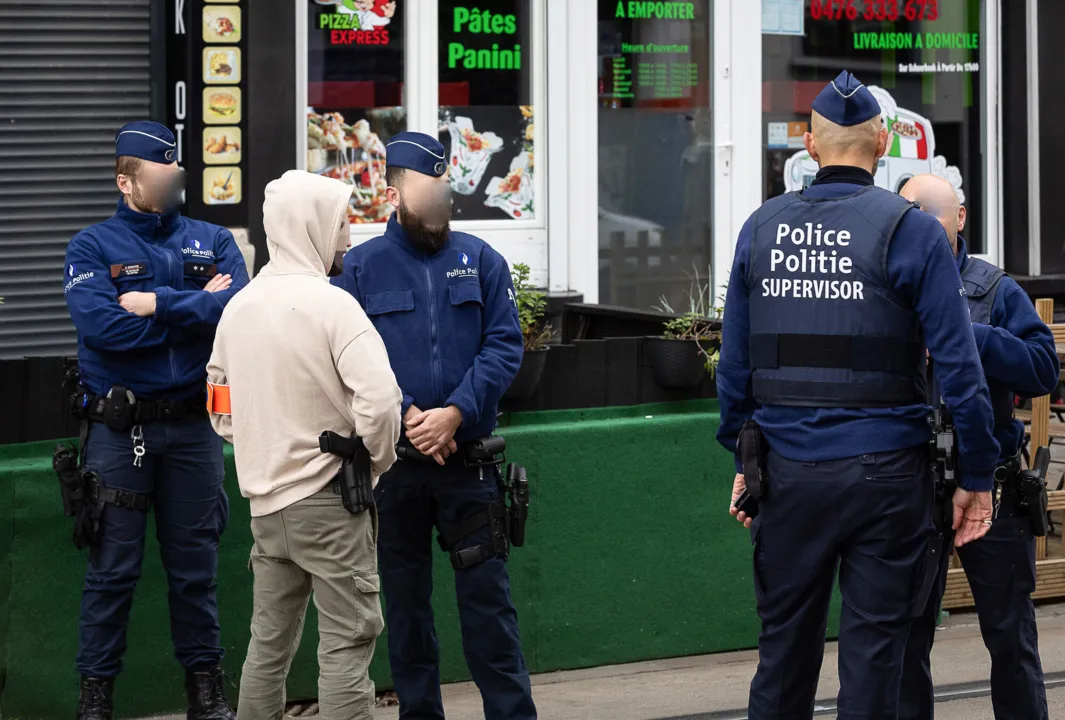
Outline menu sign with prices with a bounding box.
[598,1,704,108]
[165,0,247,227]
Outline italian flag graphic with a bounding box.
[887,117,929,160]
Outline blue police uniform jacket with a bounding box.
[957,238,1059,464]
[334,215,523,444]
[64,199,249,401]
[716,166,1000,491]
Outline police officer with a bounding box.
[334,131,536,720]
[715,72,999,719]
[898,174,1058,720]
[63,122,249,720]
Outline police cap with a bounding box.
[386,131,447,178]
[811,71,882,127]
[115,121,178,164]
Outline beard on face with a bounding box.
[129,169,185,215]
[398,197,451,254]
[129,178,164,214]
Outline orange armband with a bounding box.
[207,381,231,416]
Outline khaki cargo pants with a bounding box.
[237,488,382,720]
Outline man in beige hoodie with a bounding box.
[206,170,402,720]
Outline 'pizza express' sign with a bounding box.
[316,0,397,45]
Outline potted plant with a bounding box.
[646,267,724,389]
[504,263,553,400]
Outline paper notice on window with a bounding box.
[763,0,804,37]
[767,122,788,149]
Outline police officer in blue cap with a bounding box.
[898,174,1057,720]
[63,121,248,720]
[333,131,536,720]
[716,71,1000,718]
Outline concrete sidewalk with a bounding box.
[371,602,1065,720]
[141,603,1065,719]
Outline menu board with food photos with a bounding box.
[165,0,246,227]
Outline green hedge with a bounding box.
[0,400,803,719]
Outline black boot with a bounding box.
[77,677,114,720]
[185,665,236,720]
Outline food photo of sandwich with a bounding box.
[203,87,241,124]
[203,167,241,205]
[202,6,241,43]
[203,47,240,84]
[203,127,241,165]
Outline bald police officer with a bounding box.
[333,132,536,720]
[899,174,1057,720]
[63,122,248,720]
[716,72,999,719]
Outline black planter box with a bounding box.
[497,302,718,413]
[499,336,716,413]
[0,303,713,444]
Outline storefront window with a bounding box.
[437,1,535,221]
[763,0,985,252]
[306,0,405,225]
[596,0,713,311]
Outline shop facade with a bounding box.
[286,0,1003,313]
[246,0,1058,312]
[2,0,1063,364]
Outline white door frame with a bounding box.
[713,0,762,301]
[982,0,1003,268]
[1025,0,1040,275]
[547,0,598,298]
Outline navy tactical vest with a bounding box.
[961,257,1014,429]
[747,186,925,407]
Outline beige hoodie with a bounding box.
[207,170,402,517]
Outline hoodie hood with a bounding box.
[261,170,351,277]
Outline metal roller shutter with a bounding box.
[0,0,151,359]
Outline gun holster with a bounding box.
[319,431,374,515]
[507,463,529,548]
[739,421,769,501]
[437,460,530,570]
[931,466,957,536]
[1018,446,1051,537]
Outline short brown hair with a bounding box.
[116,156,143,178]
[385,166,406,189]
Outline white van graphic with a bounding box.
[782,86,965,203]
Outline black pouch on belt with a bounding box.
[1017,446,1050,537]
[101,386,137,432]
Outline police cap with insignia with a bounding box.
[811,70,882,127]
[115,121,178,164]
[386,131,448,177]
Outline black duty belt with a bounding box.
[396,436,506,468]
[87,394,207,426]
